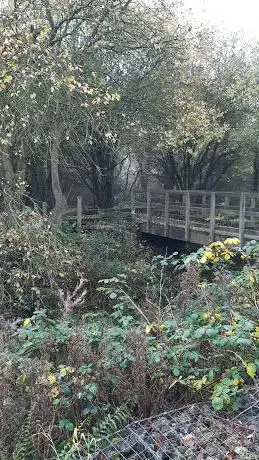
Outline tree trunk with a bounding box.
[2,149,15,212]
[2,148,26,207]
[50,129,67,222]
[253,152,259,192]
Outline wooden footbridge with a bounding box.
[63,190,259,246]
[132,190,259,246]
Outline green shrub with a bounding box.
[2,227,259,458]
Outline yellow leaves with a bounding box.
[202,312,210,320]
[191,375,208,391]
[58,272,65,278]
[63,75,76,86]
[200,255,207,264]
[58,366,75,377]
[20,371,27,385]
[245,362,257,378]
[232,377,244,386]
[183,375,209,391]
[202,311,221,323]
[51,386,60,398]
[111,92,121,102]
[0,74,13,92]
[224,238,240,247]
[225,330,234,336]
[214,313,221,321]
[251,326,259,341]
[223,253,231,261]
[3,75,12,83]
[145,323,164,334]
[199,239,238,265]
[248,272,259,284]
[22,318,31,328]
[47,373,57,385]
[210,241,225,249]
[47,365,75,399]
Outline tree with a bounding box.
[125,26,257,191]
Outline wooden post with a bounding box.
[185,191,190,241]
[42,201,47,218]
[223,195,230,224]
[209,192,216,242]
[147,190,151,233]
[250,197,256,228]
[202,194,207,218]
[239,193,246,247]
[164,191,169,237]
[224,195,230,208]
[130,188,135,216]
[77,195,82,231]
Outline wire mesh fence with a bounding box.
[91,404,259,460]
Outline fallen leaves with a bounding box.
[182,433,196,447]
[224,450,236,460]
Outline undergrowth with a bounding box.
[1,210,259,458]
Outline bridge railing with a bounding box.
[133,190,259,246]
[40,190,259,244]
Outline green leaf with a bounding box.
[194,327,206,339]
[3,75,12,83]
[172,367,180,376]
[109,292,117,299]
[58,419,74,431]
[245,362,257,378]
[212,396,224,411]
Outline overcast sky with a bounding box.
[184,0,259,40]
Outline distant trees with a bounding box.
[128,29,257,191]
[0,0,258,216]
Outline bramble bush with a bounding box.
[0,210,87,317]
[1,214,259,458]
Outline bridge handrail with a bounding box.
[40,190,259,245]
[132,190,259,246]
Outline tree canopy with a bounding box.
[0,0,259,215]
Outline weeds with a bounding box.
[1,211,259,458]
